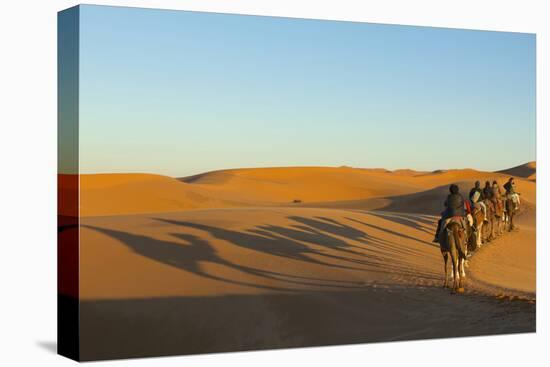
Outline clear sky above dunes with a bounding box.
[73,5,535,177]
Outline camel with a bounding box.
[482,199,496,242]
[493,197,506,235]
[440,220,468,293]
[505,196,518,231]
[470,205,485,248]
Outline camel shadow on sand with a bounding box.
[84,214,441,294]
[78,216,535,361]
[366,211,437,236]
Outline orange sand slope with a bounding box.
[74,163,535,359]
[468,205,536,298]
[73,173,247,216]
[78,194,535,359]
[498,161,536,182]
[79,191,536,301]
[76,162,536,300]
[66,164,534,216]
[80,207,443,299]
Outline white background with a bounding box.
[0,0,547,366]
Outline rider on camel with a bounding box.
[469,181,487,222]
[433,184,467,243]
[483,181,493,200]
[492,180,502,198]
[504,177,520,210]
[491,180,503,210]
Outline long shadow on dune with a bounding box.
[83,225,369,292]
[251,222,437,281]
[251,216,392,263]
[248,223,404,272]
[153,218,371,272]
[345,217,439,249]
[84,225,293,292]
[85,210,446,294]
[282,216,428,261]
[153,216,441,282]
[372,182,476,215]
[366,211,437,236]
[289,216,368,242]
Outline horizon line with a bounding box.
[60,160,536,178]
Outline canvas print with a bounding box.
[58,5,536,361]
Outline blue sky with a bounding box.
[76,5,536,177]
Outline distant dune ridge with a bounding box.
[60,162,535,217]
[497,161,536,181]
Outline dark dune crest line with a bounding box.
[496,161,536,178]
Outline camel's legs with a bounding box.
[452,251,460,291]
[442,252,449,288]
[476,225,482,247]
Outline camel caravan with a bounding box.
[433,177,521,294]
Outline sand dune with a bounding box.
[497,161,536,179]
[468,205,536,298]
[79,208,440,299]
[71,173,249,216]
[67,164,535,217]
[78,204,535,359]
[180,166,425,204]
[64,162,535,359]
[78,180,536,300]
[360,178,535,215]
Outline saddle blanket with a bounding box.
[439,216,469,240]
[508,193,521,205]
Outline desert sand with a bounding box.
[60,162,536,360]
[498,161,536,181]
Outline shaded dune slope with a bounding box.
[497,161,536,181]
[362,178,535,215]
